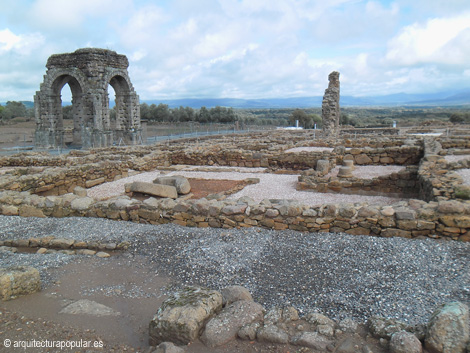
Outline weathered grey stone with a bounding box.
[390,331,422,353]
[154,176,191,195]
[49,238,74,249]
[35,48,141,149]
[73,186,88,197]
[368,316,407,339]
[59,299,120,316]
[220,285,253,306]
[149,287,223,346]
[71,197,94,211]
[339,318,358,333]
[151,342,186,353]
[291,331,333,350]
[306,312,335,327]
[130,182,178,199]
[316,159,331,175]
[334,337,363,353]
[0,266,41,301]
[201,300,264,347]
[355,153,373,165]
[425,301,469,353]
[0,246,17,253]
[338,166,353,178]
[238,322,261,340]
[317,324,334,337]
[322,71,340,138]
[257,324,289,344]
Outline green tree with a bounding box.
[63,105,73,120]
[198,106,210,123]
[1,101,27,119]
[289,109,315,128]
[450,113,464,123]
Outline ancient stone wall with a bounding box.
[321,71,340,138]
[298,166,419,196]
[34,48,141,149]
[1,131,469,241]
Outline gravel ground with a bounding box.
[456,168,470,185]
[444,154,470,162]
[326,165,405,179]
[1,215,469,325]
[89,167,406,206]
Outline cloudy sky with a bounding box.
[1,0,470,101]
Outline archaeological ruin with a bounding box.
[322,71,340,138]
[34,48,141,149]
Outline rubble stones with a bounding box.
[390,331,422,353]
[201,300,264,347]
[368,316,408,339]
[221,285,254,306]
[0,266,41,301]
[148,287,223,345]
[291,331,333,350]
[425,301,469,353]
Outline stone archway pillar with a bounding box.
[34,48,141,149]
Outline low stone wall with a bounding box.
[0,162,127,196]
[1,190,469,241]
[298,166,419,196]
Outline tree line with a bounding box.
[140,103,238,123]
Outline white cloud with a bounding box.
[386,12,470,66]
[0,28,44,54]
[28,0,132,29]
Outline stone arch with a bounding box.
[34,48,141,149]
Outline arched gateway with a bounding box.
[34,48,141,149]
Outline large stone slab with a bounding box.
[59,299,120,316]
[149,287,223,346]
[425,301,469,353]
[201,300,264,347]
[131,181,178,199]
[153,176,191,195]
[0,266,41,301]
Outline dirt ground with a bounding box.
[0,255,320,353]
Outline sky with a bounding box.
[1,0,470,102]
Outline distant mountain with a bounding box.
[144,90,470,108]
[3,89,469,110]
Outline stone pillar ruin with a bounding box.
[34,48,141,149]
[321,71,340,138]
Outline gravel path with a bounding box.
[89,167,406,206]
[1,215,468,325]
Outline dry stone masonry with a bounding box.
[1,130,470,241]
[322,71,340,138]
[34,48,141,149]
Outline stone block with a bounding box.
[201,300,264,347]
[425,301,469,353]
[131,181,177,199]
[153,176,191,195]
[0,266,41,301]
[221,285,253,306]
[149,287,223,346]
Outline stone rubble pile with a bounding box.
[149,285,470,353]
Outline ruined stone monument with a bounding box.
[34,48,141,149]
[321,71,340,138]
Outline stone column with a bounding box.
[322,71,340,138]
